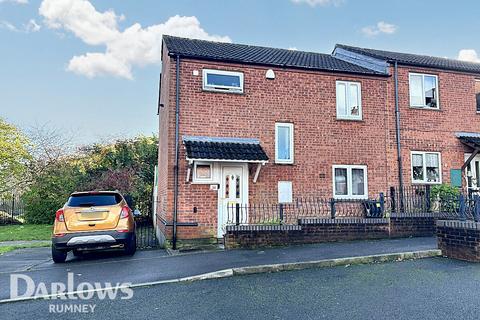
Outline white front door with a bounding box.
[465,153,480,191]
[218,165,248,238]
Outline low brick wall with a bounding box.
[224,214,438,249]
[437,220,480,262]
[224,218,389,249]
[389,212,436,238]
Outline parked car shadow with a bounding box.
[66,249,133,263]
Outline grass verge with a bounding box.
[0,242,50,255]
[0,224,52,241]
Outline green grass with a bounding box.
[0,224,53,241]
[0,242,50,255]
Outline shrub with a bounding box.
[430,184,461,213]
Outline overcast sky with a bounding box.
[2,0,480,145]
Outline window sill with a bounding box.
[336,117,363,122]
[191,180,218,185]
[275,161,295,165]
[411,181,442,185]
[333,195,368,200]
[409,106,441,111]
[202,88,244,95]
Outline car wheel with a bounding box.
[124,233,136,256]
[52,245,68,263]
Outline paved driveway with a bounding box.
[0,237,437,301]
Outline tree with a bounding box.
[0,118,31,196]
[22,134,158,223]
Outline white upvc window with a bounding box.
[411,151,442,184]
[336,81,362,120]
[409,73,439,109]
[275,123,294,164]
[202,69,244,93]
[192,162,214,183]
[332,165,368,199]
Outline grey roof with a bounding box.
[163,36,386,76]
[183,136,269,161]
[456,132,480,147]
[336,44,480,75]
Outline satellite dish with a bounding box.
[266,69,275,79]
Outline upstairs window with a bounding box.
[411,151,441,184]
[332,165,368,199]
[409,73,439,109]
[275,123,294,164]
[336,81,362,120]
[202,69,244,93]
[475,80,480,112]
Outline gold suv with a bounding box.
[51,191,136,263]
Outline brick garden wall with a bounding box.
[389,212,436,238]
[225,215,436,249]
[437,220,480,262]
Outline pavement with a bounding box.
[0,237,438,301]
[3,257,480,320]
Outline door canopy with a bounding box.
[182,136,269,163]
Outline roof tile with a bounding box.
[163,36,386,76]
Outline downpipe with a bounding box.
[394,61,405,209]
[173,55,180,250]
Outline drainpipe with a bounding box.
[172,55,180,250]
[393,61,405,207]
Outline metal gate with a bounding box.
[135,210,159,249]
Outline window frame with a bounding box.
[410,151,442,184]
[202,69,244,94]
[332,165,368,199]
[408,73,439,109]
[275,122,294,164]
[192,162,214,184]
[335,80,362,120]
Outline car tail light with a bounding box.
[55,209,65,222]
[53,233,65,237]
[120,206,129,219]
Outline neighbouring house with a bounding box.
[156,35,480,249]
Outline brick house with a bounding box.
[157,36,480,248]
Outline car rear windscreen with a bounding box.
[67,193,122,207]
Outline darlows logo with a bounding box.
[10,273,134,301]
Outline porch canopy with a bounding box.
[183,136,269,182]
[456,132,480,170]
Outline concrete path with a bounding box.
[0,237,437,301]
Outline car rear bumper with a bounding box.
[52,231,134,251]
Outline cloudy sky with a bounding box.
[2,0,480,145]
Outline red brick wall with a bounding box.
[158,46,392,241]
[158,46,480,243]
[386,66,480,188]
[156,45,174,242]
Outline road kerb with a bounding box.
[231,249,442,276]
[0,249,441,304]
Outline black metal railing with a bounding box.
[385,185,477,220]
[227,195,386,226]
[226,186,480,226]
[0,194,25,225]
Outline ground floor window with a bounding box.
[193,162,214,183]
[411,151,441,184]
[332,165,368,199]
